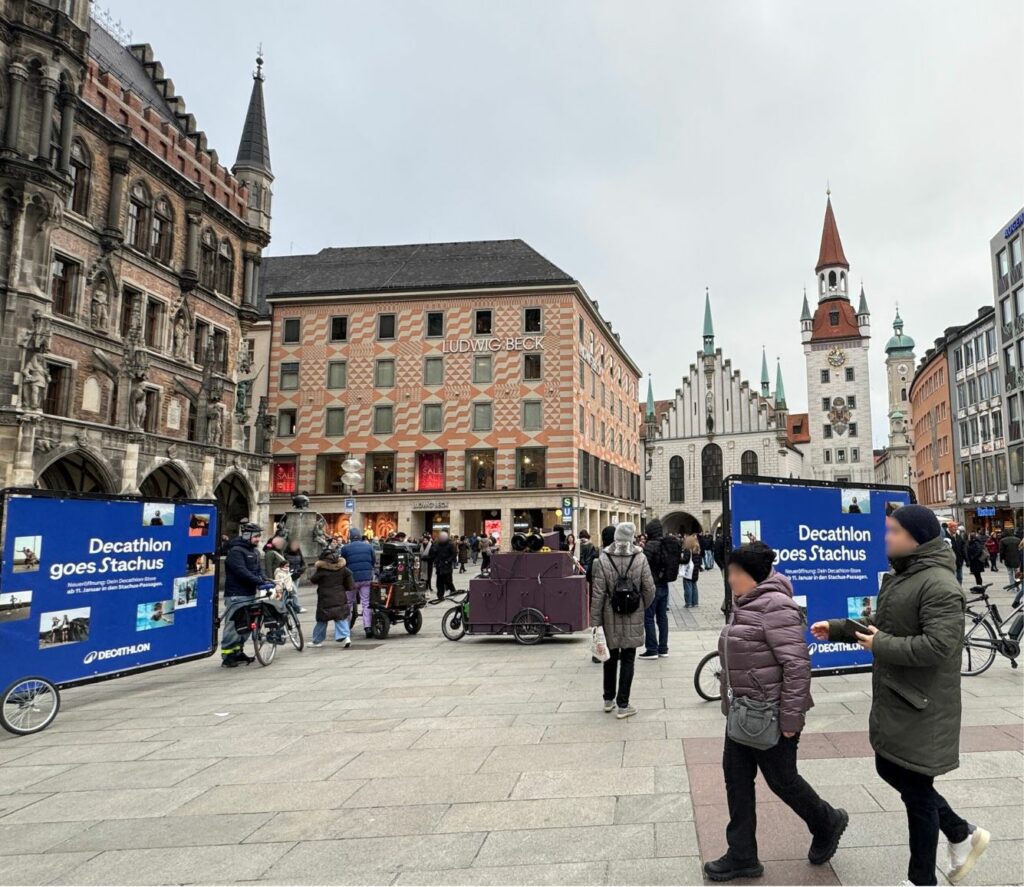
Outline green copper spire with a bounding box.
[760,347,770,397]
[645,375,655,420]
[774,359,787,411]
[702,287,714,356]
[857,282,869,316]
[800,288,812,322]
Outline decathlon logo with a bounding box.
[808,642,861,656]
[83,643,151,665]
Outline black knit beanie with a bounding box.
[601,525,616,547]
[890,504,941,545]
[727,541,776,584]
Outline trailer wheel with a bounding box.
[0,677,60,736]
[512,608,546,645]
[372,611,391,639]
[404,609,423,634]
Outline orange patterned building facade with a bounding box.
[261,240,643,540]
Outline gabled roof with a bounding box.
[786,413,811,445]
[815,196,849,273]
[234,69,271,176]
[810,297,864,342]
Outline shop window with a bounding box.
[373,405,394,435]
[272,457,297,494]
[466,449,495,490]
[368,453,395,492]
[517,447,546,488]
[417,451,445,491]
[327,360,347,389]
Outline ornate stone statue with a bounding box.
[206,407,223,446]
[237,344,253,375]
[172,313,189,358]
[91,284,109,331]
[129,381,147,431]
[21,353,49,411]
[313,516,328,552]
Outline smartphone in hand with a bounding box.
[845,618,870,635]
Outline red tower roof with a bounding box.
[815,196,849,273]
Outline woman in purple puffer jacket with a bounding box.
[703,541,848,883]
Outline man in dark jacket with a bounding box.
[947,523,966,585]
[431,531,458,600]
[340,527,375,638]
[639,519,680,660]
[578,530,598,573]
[220,522,269,667]
[812,505,989,886]
[999,530,1021,587]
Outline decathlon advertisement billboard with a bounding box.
[0,490,219,690]
[725,476,914,674]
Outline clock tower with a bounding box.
[802,191,875,483]
[880,308,916,485]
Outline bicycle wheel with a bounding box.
[694,651,723,702]
[961,618,997,676]
[441,606,466,641]
[0,677,60,735]
[287,611,304,652]
[251,612,276,666]
[511,608,546,645]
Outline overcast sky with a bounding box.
[106,0,1023,447]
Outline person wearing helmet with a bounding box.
[220,521,269,667]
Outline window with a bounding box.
[824,449,832,463]
[578,404,585,434]
[330,316,348,342]
[472,401,492,431]
[954,348,963,372]
[143,388,159,433]
[277,408,297,437]
[829,310,840,326]
[466,449,495,490]
[375,358,395,388]
[1012,237,1023,270]
[964,340,975,367]
[50,256,77,317]
[579,358,585,386]
[821,369,830,384]
[522,400,542,431]
[993,410,1003,440]
[67,140,90,215]
[845,367,855,382]
[848,421,858,437]
[523,353,542,381]
[425,311,444,338]
[143,297,164,349]
[837,448,847,463]
[377,313,396,339]
[126,182,150,251]
[980,414,990,442]
[325,407,345,436]
[279,361,299,390]
[212,329,228,373]
[578,317,585,340]
[150,197,173,263]
[282,317,301,344]
[120,288,139,336]
[316,454,351,494]
[417,451,445,491]
[701,442,722,501]
[215,241,234,295]
[200,229,216,289]
[424,356,443,386]
[851,447,860,462]
[524,307,542,333]
[962,463,973,496]
[422,403,443,433]
[517,447,546,488]
[967,378,977,404]
[669,455,684,502]
[472,355,492,384]
[823,424,833,439]
[327,360,347,389]
[271,456,297,494]
[590,414,596,439]
[373,405,394,435]
[368,453,395,492]
[998,248,1009,277]
[821,397,831,412]
[474,309,492,335]
[41,362,70,416]
[192,319,209,363]
[847,394,856,409]
[740,450,758,476]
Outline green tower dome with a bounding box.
[885,308,915,356]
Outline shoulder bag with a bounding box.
[722,619,781,750]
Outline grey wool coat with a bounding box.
[590,543,656,649]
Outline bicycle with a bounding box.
[439,590,469,642]
[249,596,304,666]
[961,582,1022,676]
[694,650,723,701]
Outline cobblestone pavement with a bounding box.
[0,566,1020,886]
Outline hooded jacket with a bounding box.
[827,537,964,776]
[223,536,265,598]
[999,533,1021,569]
[432,537,458,572]
[340,528,375,583]
[308,557,354,623]
[718,571,812,734]
[590,542,656,649]
[642,520,682,584]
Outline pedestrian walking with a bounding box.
[704,540,847,882]
[998,530,1020,587]
[966,532,986,588]
[578,529,598,573]
[948,524,966,585]
[638,519,680,660]
[457,535,470,573]
[589,522,655,718]
[340,527,375,639]
[984,533,999,572]
[307,550,353,647]
[479,533,492,571]
[469,532,480,564]
[681,542,701,607]
[420,534,434,590]
[811,505,989,886]
[432,531,458,600]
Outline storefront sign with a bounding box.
[413,500,448,511]
[440,337,544,354]
[417,453,445,492]
[1004,210,1024,239]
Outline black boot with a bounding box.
[808,808,849,865]
[703,856,764,882]
[364,627,373,639]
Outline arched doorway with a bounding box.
[660,511,703,536]
[139,463,194,500]
[38,450,114,494]
[215,472,252,539]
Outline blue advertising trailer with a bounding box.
[723,475,915,676]
[0,489,219,735]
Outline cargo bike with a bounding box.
[367,542,428,639]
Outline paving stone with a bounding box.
[54,813,273,851]
[623,738,685,767]
[511,766,655,800]
[394,862,607,885]
[0,764,74,793]
[409,726,544,748]
[475,823,654,866]
[332,746,492,779]
[438,795,617,832]
[243,805,449,842]
[1,787,208,823]
[0,851,99,885]
[480,740,623,773]
[606,856,705,885]
[344,773,518,807]
[6,741,175,766]
[615,792,694,824]
[176,752,357,789]
[29,757,221,792]
[541,720,667,743]
[0,820,96,854]
[174,779,366,816]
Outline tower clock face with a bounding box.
[897,363,908,375]
[827,347,846,367]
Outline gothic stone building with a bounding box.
[0,3,273,534]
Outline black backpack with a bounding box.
[662,535,682,582]
[607,553,642,615]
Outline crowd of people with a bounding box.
[944,523,1022,590]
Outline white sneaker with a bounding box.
[948,826,990,884]
[603,700,615,713]
[311,641,323,648]
[616,705,637,719]
[342,638,351,649]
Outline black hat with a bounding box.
[601,525,616,547]
[889,504,941,545]
[727,541,776,584]
[578,529,590,539]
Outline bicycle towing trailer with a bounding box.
[368,542,427,639]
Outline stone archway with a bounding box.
[660,511,703,536]
[139,462,195,500]
[37,449,115,494]
[214,471,252,539]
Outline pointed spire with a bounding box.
[774,359,787,411]
[234,48,272,176]
[760,347,770,397]
[702,287,714,356]
[815,193,849,273]
[857,282,869,316]
[800,287,811,322]
[645,374,655,420]
[893,304,904,333]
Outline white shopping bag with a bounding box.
[590,626,610,662]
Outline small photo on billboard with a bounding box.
[136,599,175,630]
[185,552,215,577]
[792,594,808,625]
[841,489,871,514]
[188,513,211,537]
[39,607,90,649]
[0,590,32,623]
[877,571,891,590]
[739,520,761,544]
[142,503,174,527]
[884,500,906,517]
[847,595,877,621]
[12,535,42,572]
[173,576,199,609]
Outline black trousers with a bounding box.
[875,754,969,886]
[435,569,455,600]
[723,733,835,864]
[602,647,636,707]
